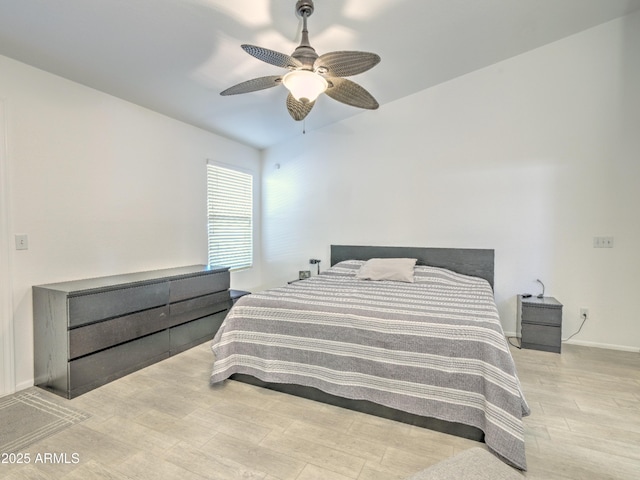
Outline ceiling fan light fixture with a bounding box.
[282,70,328,104]
[221,0,380,121]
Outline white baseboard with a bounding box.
[563,339,640,353]
[15,380,34,393]
[504,331,639,353]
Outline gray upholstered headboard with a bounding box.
[330,245,495,289]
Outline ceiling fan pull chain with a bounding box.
[303,118,306,134]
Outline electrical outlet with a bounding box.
[580,308,589,320]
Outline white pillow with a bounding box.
[355,258,417,283]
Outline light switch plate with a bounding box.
[15,234,28,250]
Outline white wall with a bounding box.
[0,55,262,392]
[262,12,640,351]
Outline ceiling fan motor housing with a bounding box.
[292,46,318,69]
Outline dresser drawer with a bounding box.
[68,282,169,327]
[68,305,171,360]
[170,311,227,355]
[169,290,231,327]
[169,271,230,303]
[68,330,170,398]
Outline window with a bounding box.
[207,162,253,270]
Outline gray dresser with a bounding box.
[518,295,563,353]
[33,265,230,398]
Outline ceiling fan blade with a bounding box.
[220,75,283,96]
[242,44,302,69]
[286,93,315,121]
[325,77,379,110]
[314,51,380,77]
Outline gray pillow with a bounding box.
[355,258,417,282]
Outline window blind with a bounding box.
[207,163,253,270]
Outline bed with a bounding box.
[210,245,529,470]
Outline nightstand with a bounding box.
[230,289,251,304]
[518,295,563,353]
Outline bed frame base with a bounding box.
[230,374,485,442]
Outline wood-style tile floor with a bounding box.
[1,342,639,479]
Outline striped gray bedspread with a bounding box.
[210,260,530,470]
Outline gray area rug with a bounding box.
[0,388,90,453]
[405,448,524,479]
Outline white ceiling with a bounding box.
[1,0,640,150]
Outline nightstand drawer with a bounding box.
[521,323,561,352]
[521,305,562,326]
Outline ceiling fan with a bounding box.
[220,0,381,121]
